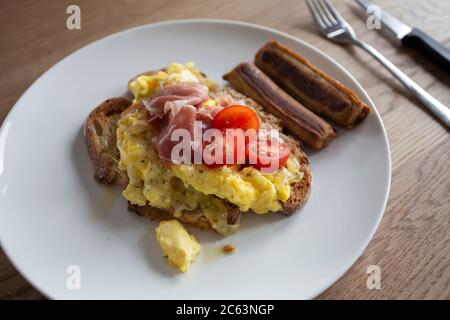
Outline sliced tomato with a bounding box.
[246,138,291,171]
[207,105,291,170]
[212,105,260,132]
[203,130,245,168]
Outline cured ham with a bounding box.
[142,83,221,163]
[143,82,209,118]
[152,104,198,163]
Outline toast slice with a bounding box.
[84,97,130,185]
[84,75,311,233]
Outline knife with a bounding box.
[355,0,450,72]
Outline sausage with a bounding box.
[223,62,336,150]
[255,40,370,128]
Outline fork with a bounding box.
[306,0,450,129]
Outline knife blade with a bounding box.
[355,0,450,72]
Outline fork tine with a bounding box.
[310,0,334,28]
[306,0,357,44]
[306,0,327,30]
[320,0,345,24]
[313,0,334,27]
[316,0,338,25]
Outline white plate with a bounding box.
[0,19,391,299]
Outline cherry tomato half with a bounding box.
[203,131,245,168]
[246,138,291,171]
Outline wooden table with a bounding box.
[1,0,449,299]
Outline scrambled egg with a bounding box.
[117,108,303,217]
[171,160,302,213]
[156,220,201,272]
[129,62,216,102]
[117,62,304,234]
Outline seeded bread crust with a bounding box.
[84,97,130,185]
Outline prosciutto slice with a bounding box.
[151,105,198,163]
[143,83,208,118]
[142,83,222,163]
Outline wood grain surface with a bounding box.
[0,0,449,300]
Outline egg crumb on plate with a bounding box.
[155,219,201,272]
[222,244,237,254]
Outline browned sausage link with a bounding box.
[223,62,336,150]
[255,40,370,128]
